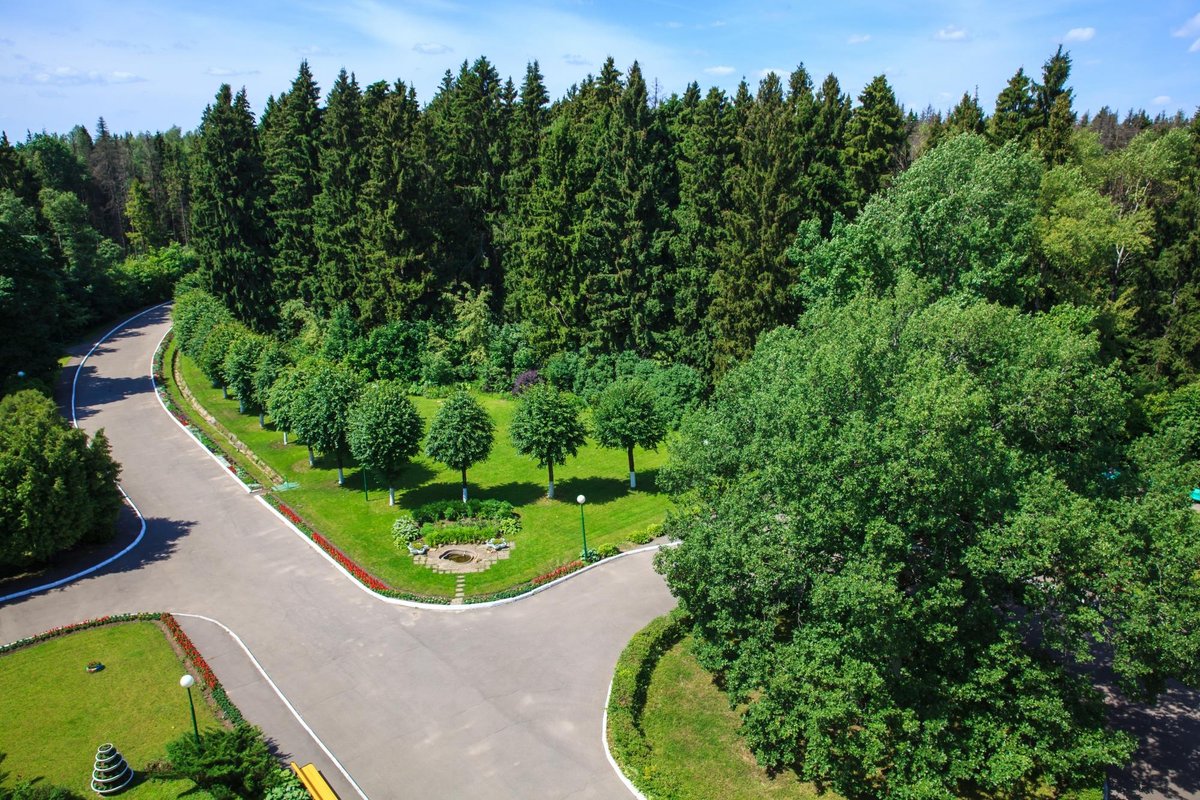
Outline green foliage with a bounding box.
[252,340,291,419]
[509,383,587,495]
[112,244,197,308]
[265,365,307,439]
[223,330,268,413]
[656,285,1150,799]
[262,771,310,800]
[0,782,85,800]
[173,287,233,359]
[345,319,426,383]
[197,320,246,389]
[0,390,122,567]
[292,361,363,470]
[346,379,423,487]
[843,74,906,211]
[592,379,666,485]
[0,190,63,382]
[409,498,516,525]
[422,523,502,548]
[425,390,495,497]
[391,514,422,546]
[165,724,283,799]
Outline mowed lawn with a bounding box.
[171,346,671,598]
[0,622,221,799]
[640,635,825,800]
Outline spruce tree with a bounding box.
[946,90,987,136]
[265,61,322,306]
[312,69,367,315]
[807,72,851,232]
[190,85,274,330]
[844,74,906,212]
[990,68,1039,145]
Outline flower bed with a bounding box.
[0,612,246,726]
[465,559,587,604]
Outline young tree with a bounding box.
[222,330,268,414]
[292,361,362,483]
[252,340,291,427]
[425,390,495,502]
[347,380,423,505]
[196,320,246,398]
[266,366,306,446]
[510,383,586,499]
[591,379,665,488]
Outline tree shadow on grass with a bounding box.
[338,463,439,496]
[562,475,649,506]
[399,479,546,508]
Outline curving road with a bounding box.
[0,306,676,799]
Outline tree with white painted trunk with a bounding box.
[510,383,586,499]
[424,390,494,503]
[348,380,422,505]
[292,361,362,484]
[592,378,665,489]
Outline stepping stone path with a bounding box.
[411,543,514,575]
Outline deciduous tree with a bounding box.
[510,383,586,499]
[425,390,494,502]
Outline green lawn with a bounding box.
[170,346,671,598]
[0,622,221,798]
[640,635,825,800]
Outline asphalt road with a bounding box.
[0,305,677,799]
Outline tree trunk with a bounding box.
[238,398,246,414]
[336,452,345,485]
[628,447,637,489]
[389,486,395,506]
[258,411,265,428]
[547,462,555,499]
[307,445,314,466]
[283,430,289,445]
[461,467,469,503]
[221,385,227,399]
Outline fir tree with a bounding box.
[265,61,322,306]
[844,74,906,212]
[990,68,1039,145]
[313,69,367,315]
[946,90,987,136]
[190,85,274,331]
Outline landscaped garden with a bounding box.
[0,620,220,799]
[165,338,670,601]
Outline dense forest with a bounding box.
[1,48,1196,396]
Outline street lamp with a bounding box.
[179,674,200,746]
[576,494,594,562]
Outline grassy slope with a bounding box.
[172,349,671,598]
[0,622,220,798]
[641,635,823,800]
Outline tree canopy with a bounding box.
[656,282,1200,799]
[509,383,586,499]
[425,390,495,502]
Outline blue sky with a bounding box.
[2,0,1197,137]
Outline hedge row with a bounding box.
[606,610,688,799]
[410,498,517,525]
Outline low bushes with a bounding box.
[410,498,516,524]
[606,610,688,798]
[423,524,501,548]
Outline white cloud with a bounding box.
[847,33,871,45]
[1191,38,1200,53]
[21,65,148,86]
[412,42,451,55]
[935,25,968,42]
[563,53,590,66]
[1173,12,1200,38]
[1064,27,1095,43]
[663,21,683,29]
[758,67,785,79]
[1152,95,1172,105]
[703,65,735,76]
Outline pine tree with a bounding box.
[1033,48,1075,165]
[265,61,323,306]
[312,69,367,315]
[946,90,987,136]
[190,85,274,331]
[807,72,851,232]
[844,74,906,212]
[88,117,128,247]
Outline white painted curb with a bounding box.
[603,677,652,800]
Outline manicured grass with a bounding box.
[641,635,824,800]
[172,349,671,598]
[0,622,221,798]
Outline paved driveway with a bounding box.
[0,306,676,799]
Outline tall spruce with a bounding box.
[313,69,368,315]
[190,85,274,330]
[844,74,906,212]
[265,61,322,306]
[946,90,987,136]
[806,72,851,233]
[711,71,802,373]
[990,67,1040,145]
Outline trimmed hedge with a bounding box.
[410,498,516,525]
[422,523,501,548]
[606,610,688,799]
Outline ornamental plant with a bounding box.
[510,383,587,499]
[425,390,495,503]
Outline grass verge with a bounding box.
[169,346,671,599]
[0,621,220,799]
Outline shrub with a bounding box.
[511,368,542,395]
[263,772,309,800]
[423,524,500,548]
[628,522,661,545]
[596,543,621,559]
[392,515,422,547]
[410,498,516,525]
[2,783,87,800]
[497,517,522,538]
[165,724,283,799]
